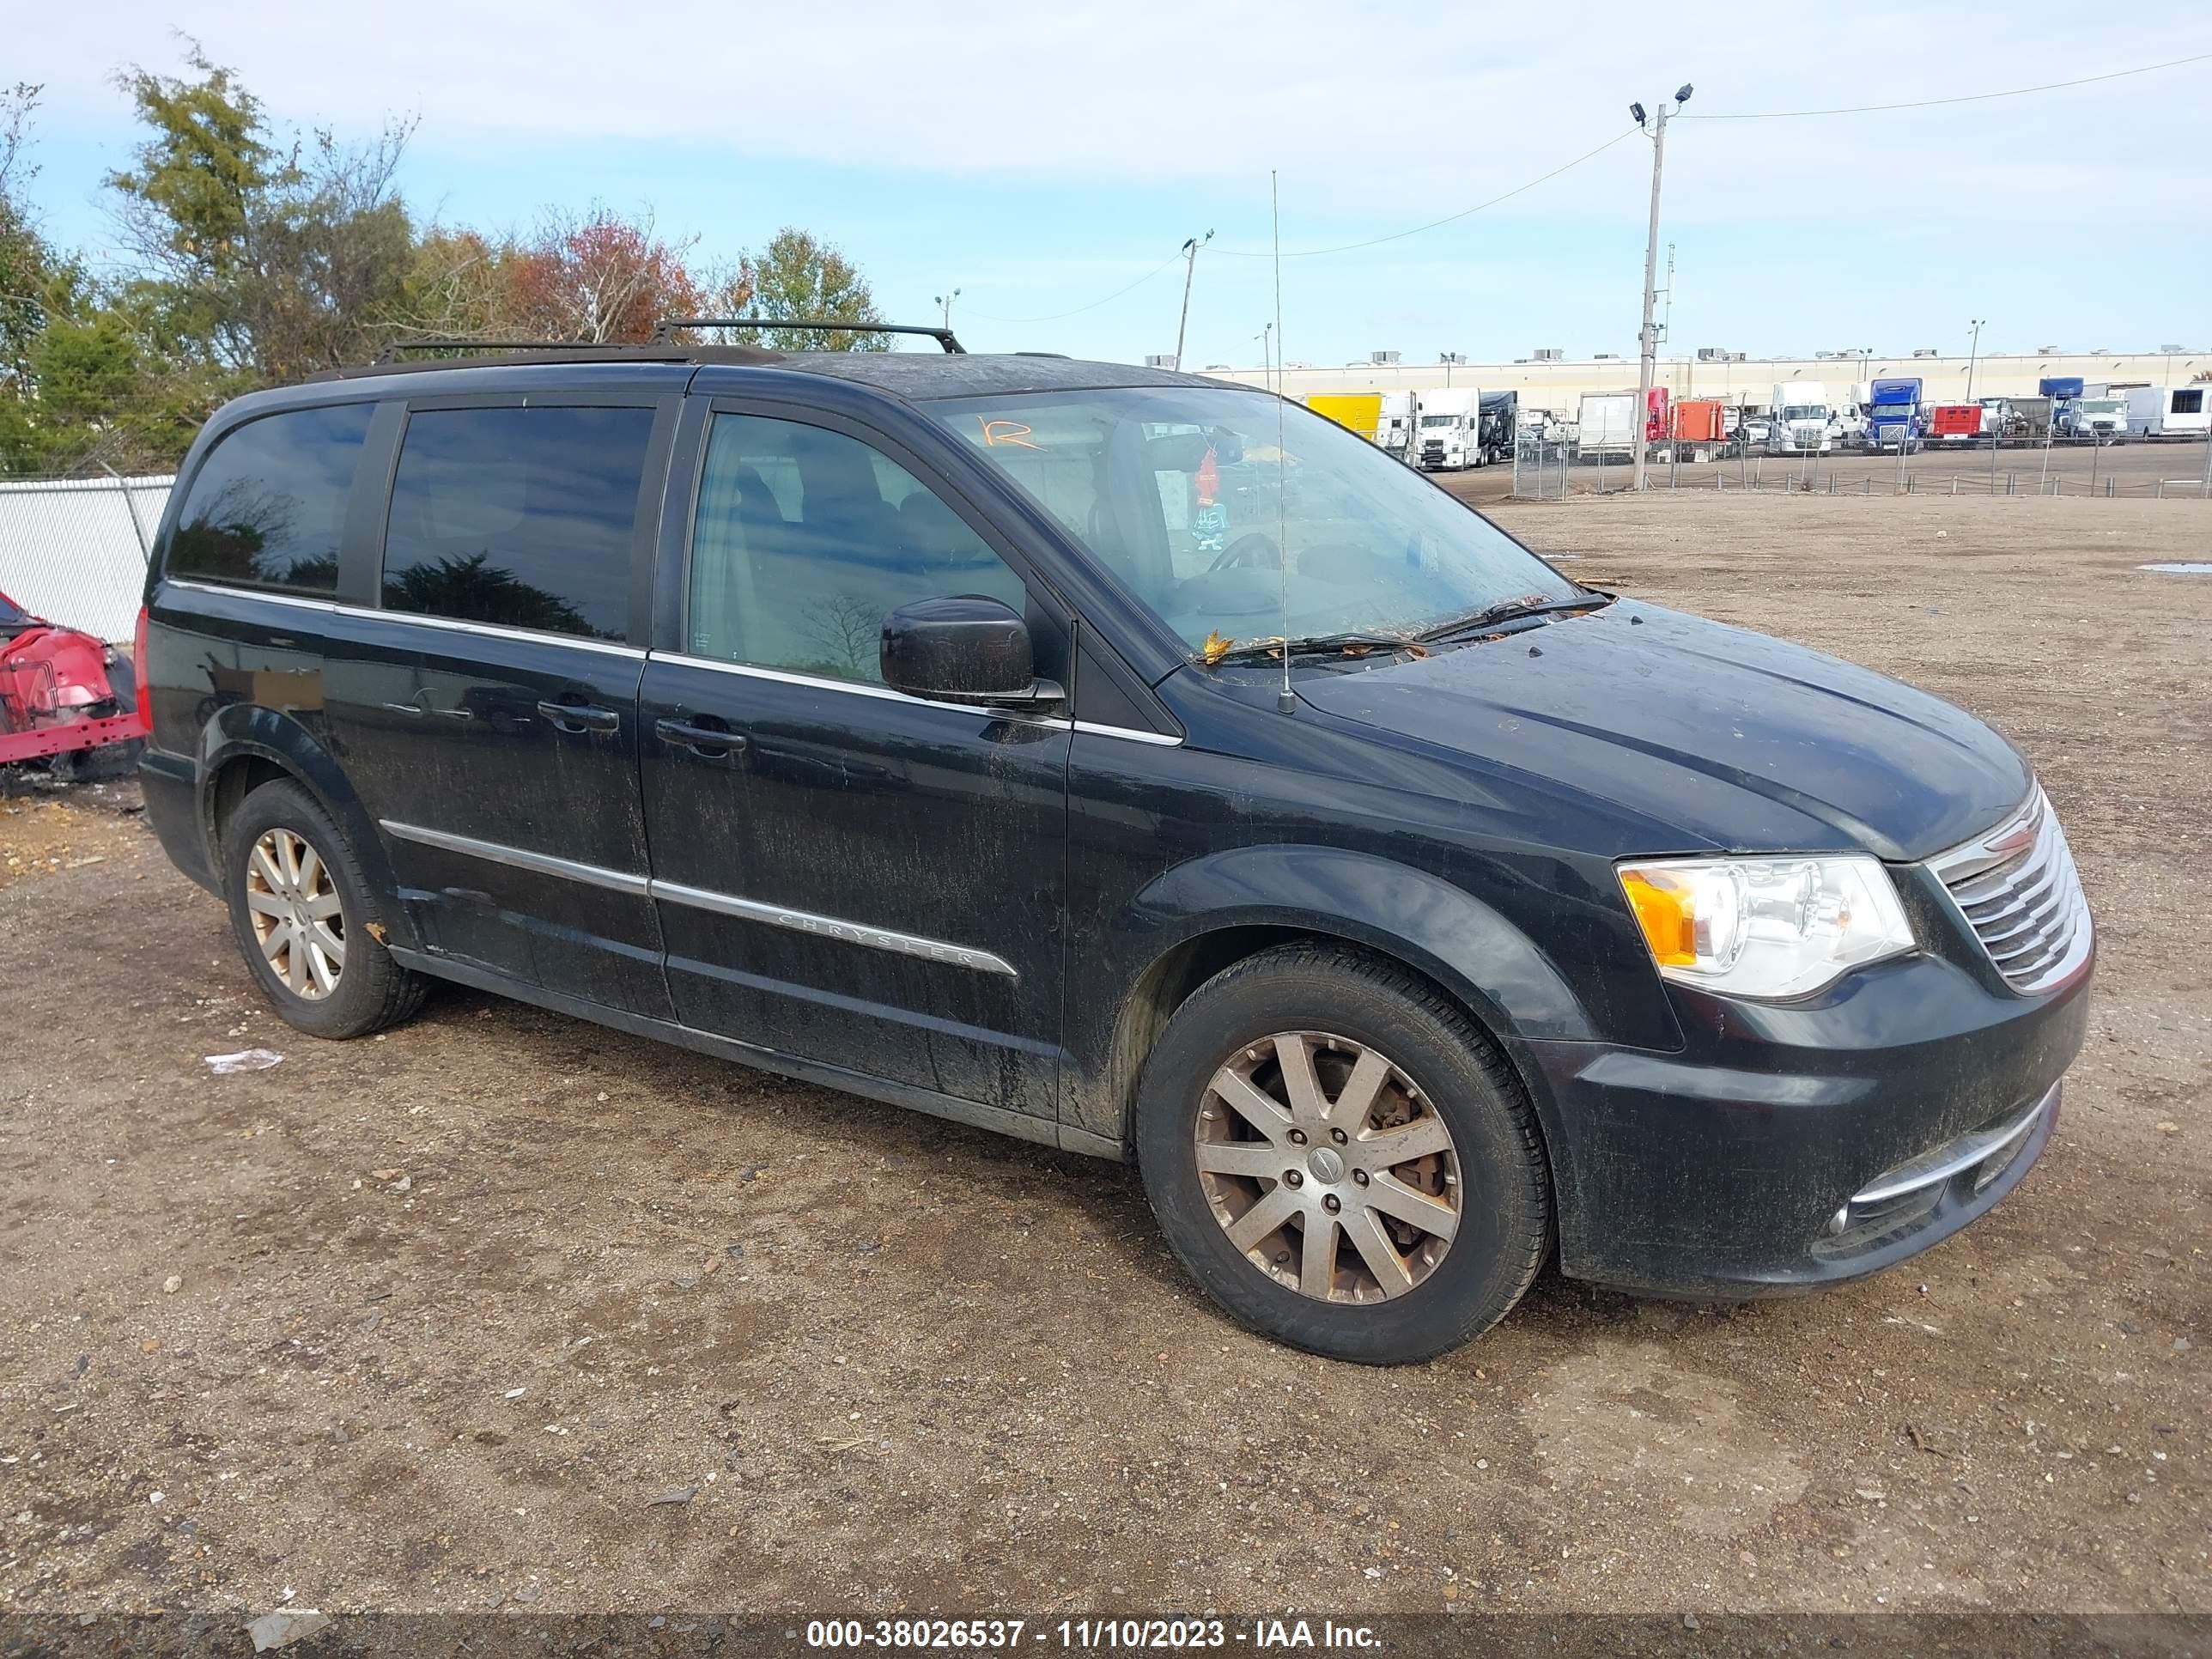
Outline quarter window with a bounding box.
[380,406,655,641]
[167,404,374,593]
[687,414,1026,684]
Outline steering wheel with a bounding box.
[1208,532,1282,574]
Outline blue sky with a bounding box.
[11,2,2211,368]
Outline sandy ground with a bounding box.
[0,495,2204,1621]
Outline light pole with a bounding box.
[934,289,961,331]
[1172,230,1213,372]
[1631,83,1692,493]
[1966,318,1985,401]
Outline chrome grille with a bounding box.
[1928,786,2092,995]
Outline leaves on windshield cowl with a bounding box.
[1200,630,1234,665]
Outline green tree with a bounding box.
[709,228,891,352]
[106,46,416,380]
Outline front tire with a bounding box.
[222,779,427,1039]
[1135,944,1551,1364]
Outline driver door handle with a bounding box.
[655,717,747,757]
[537,700,620,735]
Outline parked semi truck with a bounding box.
[1766,381,1832,454]
[2126,385,2210,440]
[1375,392,1419,459]
[1304,392,1383,442]
[2056,396,2128,441]
[1866,378,1923,452]
[1414,388,1484,469]
[1477,391,1517,466]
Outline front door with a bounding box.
[638,405,1069,1117]
[325,394,676,1018]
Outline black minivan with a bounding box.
[137,336,2093,1364]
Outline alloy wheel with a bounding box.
[1194,1030,1462,1304]
[243,827,346,1000]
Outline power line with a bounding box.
[1680,51,2212,119]
[1217,129,1639,258]
[963,248,1188,324]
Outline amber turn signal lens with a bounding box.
[1620,868,1698,966]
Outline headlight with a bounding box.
[1618,855,1916,1000]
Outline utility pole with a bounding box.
[1255,325,1273,394]
[1172,230,1212,372]
[934,289,961,331]
[1965,318,1985,402]
[1632,85,1692,492]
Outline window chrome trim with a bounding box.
[651,879,1018,978]
[163,580,647,657]
[379,820,650,896]
[334,602,646,658]
[379,820,1016,978]
[164,578,338,614]
[1072,720,1183,747]
[648,652,1182,744]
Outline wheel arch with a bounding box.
[197,704,420,951]
[1072,843,1597,1153]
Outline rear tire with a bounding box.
[222,778,427,1039]
[1135,943,1550,1364]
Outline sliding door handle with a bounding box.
[537,700,620,735]
[654,717,747,757]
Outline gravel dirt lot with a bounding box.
[1,495,2205,1621]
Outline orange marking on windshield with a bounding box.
[979,418,1041,450]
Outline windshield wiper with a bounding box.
[1417,591,1613,643]
[1206,630,1419,665]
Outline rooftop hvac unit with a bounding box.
[1143,354,1176,369]
[2038,344,2063,354]
[1439,352,1467,364]
[2159,343,2186,353]
[1731,352,1747,362]
[1532,348,1564,362]
[1813,350,1834,360]
[1370,349,1401,365]
[1912,348,1939,358]
[1593,353,1619,360]
[1695,347,1729,361]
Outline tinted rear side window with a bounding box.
[380,406,655,641]
[167,404,374,593]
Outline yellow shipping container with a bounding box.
[1303,392,1383,442]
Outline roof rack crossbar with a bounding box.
[652,316,965,354]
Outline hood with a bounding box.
[1294,601,2029,861]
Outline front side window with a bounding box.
[167,404,373,593]
[380,406,654,641]
[927,386,1573,653]
[687,413,1027,684]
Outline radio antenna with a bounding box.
[1272,170,1294,716]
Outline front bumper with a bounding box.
[1518,939,2090,1297]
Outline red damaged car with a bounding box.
[0,588,146,777]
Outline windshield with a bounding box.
[0,592,29,626]
[1782,404,1828,422]
[926,386,1574,653]
[2079,400,2122,415]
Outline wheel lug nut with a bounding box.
[1322,1194,1341,1214]
[1352,1170,1370,1187]
[1330,1127,1347,1144]
[1288,1129,1307,1146]
[1284,1170,1304,1188]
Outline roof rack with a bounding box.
[652,316,965,355]
[313,338,783,381]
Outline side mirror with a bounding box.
[880,595,1061,707]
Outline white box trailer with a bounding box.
[2126,385,2209,440]
[1574,392,1638,460]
